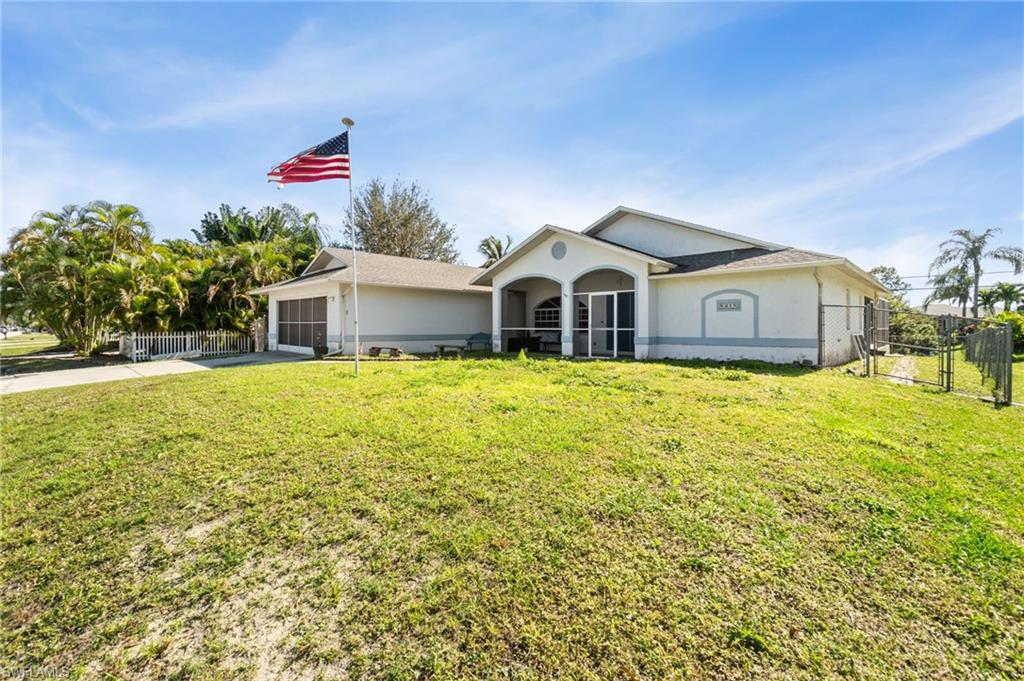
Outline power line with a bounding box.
[898,270,1018,279]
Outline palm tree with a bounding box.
[88,201,152,255]
[925,266,972,317]
[929,228,1024,317]
[992,281,1023,312]
[478,235,513,267]
[977,288,1000,317]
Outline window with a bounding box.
[534,297,560,329]
[278,296,327,348]
[576,299,589,329]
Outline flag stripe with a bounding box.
[267,131,351,184]
[269,170,350,180]
[278,160,350,170]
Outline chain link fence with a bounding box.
[820,302,1014,404]
[963,322,1014,402]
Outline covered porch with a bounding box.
[495,268,637,358]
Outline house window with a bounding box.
[534,297,560,329]
[278,296,327,348]
[576,299,589,329]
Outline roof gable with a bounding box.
[583,206,784,257]
[302,249,343,275]
[471,224,674,286]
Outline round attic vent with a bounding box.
[551,241,567,260]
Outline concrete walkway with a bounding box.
[0,352,306,395]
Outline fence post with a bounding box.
[864,303,872,377]
[947,329,954,392]
[1005,322,1013,405]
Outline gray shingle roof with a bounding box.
[652,247,840,276]
[321,249,489,292]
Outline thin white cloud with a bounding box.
[39,5,753,132]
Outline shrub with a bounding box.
[981,311,1024,350]
[890,311,939,351]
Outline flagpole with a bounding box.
[343,117,359,376]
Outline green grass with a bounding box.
[0,333,60,357]
[0,334,128,375]
[2,357,1022,678]
[872,350,1023,402]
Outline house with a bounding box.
[251,207,886,365]
[250,249,491,355]
[472,207,887,364]
[916,303,965,317]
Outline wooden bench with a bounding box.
[434,343,464,358]
[368,346,403,358]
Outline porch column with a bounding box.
[326,282,343,352]
[267,296,279,351]
[491,285,502,353]
[561,282,573,357]
[635,273,650,359]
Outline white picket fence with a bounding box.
[120,330,252,362]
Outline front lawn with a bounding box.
[0,333,60,357]
[2,357,1021,678]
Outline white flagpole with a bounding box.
[343,117,359,376]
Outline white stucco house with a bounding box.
[251,207,886,365]
[251,248,491,355]
[472,207,887,364]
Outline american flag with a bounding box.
[267,131,350,184]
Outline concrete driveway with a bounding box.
[0,352,306,395]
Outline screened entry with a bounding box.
[277,297,327,348]
[573,291,635,357]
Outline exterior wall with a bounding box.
[267,281,343,355]
[595,213,754,258]
[490,232,653,357]
[648,269,820,364]
[819,267,879,366]
[339,285,491,354]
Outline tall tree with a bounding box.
[977,288,1000,317]
[0,203,152,354]
[193,203,323,251]
[89,200,152,255]
[924,266,972,317]
[928,228,1024,317]
[349,178,459,263]
[868,265,910,302]
[992,281,1023,312]
[478,235,513,267]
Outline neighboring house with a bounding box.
[915,303,965,317]
[472,207,887,364]
[251,207,886,364]
[250,249,490,355]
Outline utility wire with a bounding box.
[898,270,1018,279]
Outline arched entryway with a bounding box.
[498,275,564,353]
[572,268,636,358]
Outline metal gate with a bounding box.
[863,304,1014,405]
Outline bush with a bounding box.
[890,311,939,351]
[981,311,1024,349]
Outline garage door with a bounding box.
[278,297,327,348]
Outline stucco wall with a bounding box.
[267,281,343,355]
[490,232,653,357]
[338,285,491,354]
[595,213,755,258]
[819,267,879,366]
[648,269,820,363]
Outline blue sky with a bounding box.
[3,2,1022,302]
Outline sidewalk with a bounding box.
[0,352,306,395]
